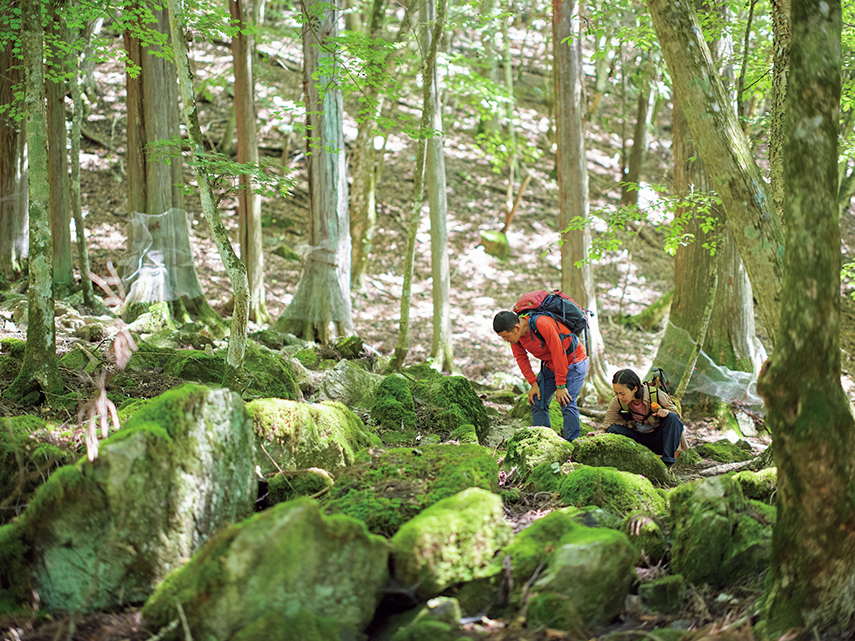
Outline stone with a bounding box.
[638,574,687,614]
[316,358,383,409]
[559,466,668,518]
[572,433,672,487]
[411,376,490,442]
[500,426,574,484]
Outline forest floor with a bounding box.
[4,23,855,641]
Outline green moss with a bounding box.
[502,511,579,592]
[571,433,672,487]
[731,467,777,503]
[411,376,489,442]
[696,439,754,463]
[674,448,702,467]
[59,347,98,372]
[501,427,574,483]
[0,523,29,615]
[525,591,584,634]
[401,362,442,381]
[164,351,224,383]
[371,374,417,432]
[0,338,26,359]
[231,610,344,641]
[242,341,300,400]
[325,444,499,537]
[638,574,686,614]
[558,505,622,530]
[479,229,511,260]
[448,424,478,444]
[621,510,667,564]
[268,469,334,505]
[391,619,461,641]
[527,461,566,493]
[334,336,364,360]
[558,466,667,518]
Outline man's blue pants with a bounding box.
[531,358,590,441]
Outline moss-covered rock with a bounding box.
[571,433,672,487]
[371,374,418,440]
[448,424,479,444]
[622,511,667,565]
[392,488,512,599]
[58,346,99,373]
[0,523,28,615]
[317,359,382,409]
[126,300,174,333]
[670,476,774,589]
[242,342,301,400]
[559,466,667,518]
[695,439,754,463]
[479,229,511,260]
[0,416,76,526]
[500,426,574,484]
[268,468,335,505]
[411,376,490,442]
[294,347,320,369]
[391,619,462,641]
[334,335,364,360]
[325,444,499,537]
[13,384,256,614]
[731,467,777,503]
[248,398,380,477]
[230,610,344,641]
[141,498,390,640]
[527,461,567,493]
[559,505,622,530]
[674,448,702,468]
[0,337,26,359]
[638,574,686,614]
[530,525,637,628]
[525,591,585,635]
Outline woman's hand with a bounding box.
[656,408,669,418]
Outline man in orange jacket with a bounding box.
[493,310,589,441]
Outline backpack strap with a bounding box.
[528,313,579,355]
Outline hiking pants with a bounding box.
[606,412,684,465]
[532,358,589,442]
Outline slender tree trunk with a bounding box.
[422,0,454,373]
[768,0,790,221]
[166,0,249,390]
[46,0,73,291]
[230,0,268,324]
[646,0,785,346]
[553,0,610,402]
[620,60,655,207]
[0,37,28,279]
[479,0,499,133]
[276,0,354,342]
[501,11,518,213]
[757,0,855,635]
[5,0,62,399]
[389,0,446,370]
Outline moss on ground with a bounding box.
[411,376,489,442]
[268,468,334,505]
[371,374,417,432]
[558,466,667,518]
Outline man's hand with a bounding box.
[527,383,541,405]
[555,387,572,407]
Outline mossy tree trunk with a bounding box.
[276,0,354,343]
[5,0,62,400]
[553,0,609,403]
[166,0,249,391]
[757,0,855,634]
[646,0,785,346]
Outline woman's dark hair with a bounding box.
[493,310,520,333]
[612,369,643,399]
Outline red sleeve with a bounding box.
[536,316,570,386]
[511,342,537,386]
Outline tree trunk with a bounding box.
[46,0,72,291]
[276,0,353,343]
[757,0,855,635]
[423,0,454,373]
[388,0,446,371]
[166,0,249,391]
[646,0,785,346]
[553,0,610,402]
[479,0,499,133]
[123,6,218,326]
[0,36,28,279]
[620,60,655,207]
[5,0,62,400]
[230,0,268,324]
[768,0,790,221]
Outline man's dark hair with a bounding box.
[493,310,520,333]
[612,369,643,398]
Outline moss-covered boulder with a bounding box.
[674,448,702,468]
[141,498,390,640]
[527,461,568,493]
[325,444,499,537]
[267,468,335,505]
[0,416,76,525]
[448,424,479,444]
[731,467,777,503]
[411,376,489,443]
[317,359,382,409]
[10,384,256,614]
[371,374,418,444]
[559,466,667,518]
[525,591,586,636]
[622,511,667,565]
[638,574,687,614]
[572,433,672,487]
[248,398,381,477]
[559,505,622,530]
[500,426,574,484]
[230,610,343,641]
[334,335,365,360]
[530,524,637,628]
[0,523,28,615]
[670,476,775,589]
[294,347,320,369]
[695,439,754,463]
[391,488,512,599]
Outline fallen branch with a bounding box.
[697,459,754,477]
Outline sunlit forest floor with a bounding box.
[6,26,855,641]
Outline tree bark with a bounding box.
[646,0,785,346]
[166,0,249,390]
[757,0,855,636]
[5,0,62,399]
[768,0,790,221]
[276,0,354,343]
[0,36,28,279]
[553,0,610,402]
[230,0,268,324]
